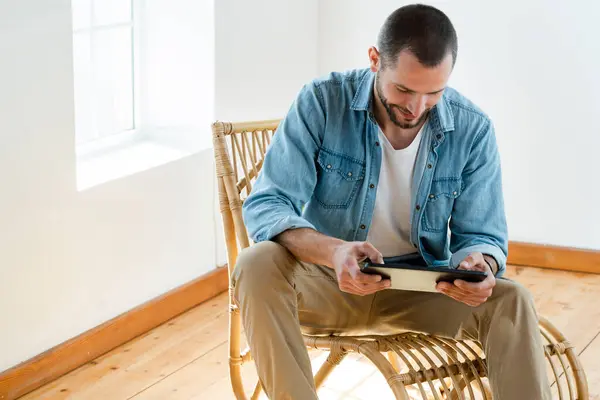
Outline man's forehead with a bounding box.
[384,51,453,93]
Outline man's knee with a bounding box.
[492,278,536,313]
[232,241,296,302]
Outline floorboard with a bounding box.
[21,296,228,400]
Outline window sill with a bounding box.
[76,128,211,191]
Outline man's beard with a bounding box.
[375,74,429,129]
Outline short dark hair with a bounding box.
[377,4,458,69]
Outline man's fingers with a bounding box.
[339,269,367,291]
[437,282,488,303]
[337,252,390,296]
[366,279,391,291]
[339,269,390,295]
[339,278,366,294]
[360,242,384,264]
[440,288,486,307]
[339,283,362,295]
[340,279,390,296]
[458,255,475,269]
[346,259,384,284]
[358,280,391,295]
[349,266,391,290]
[437,281,472,296]
[439,288,468,303]
[455,278,495,293]
[437,283,469,299]
[352,277,391,293]
[458,252,485,270]
[354,270,383,284]
[453,252,496,303]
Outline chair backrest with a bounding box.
[212,119,281,278]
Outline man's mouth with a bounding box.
[398,108,416,120]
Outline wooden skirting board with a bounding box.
[1,241,599,399]
[0,266,229,400]
[508,241,600,274]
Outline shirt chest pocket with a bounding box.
[314,150,365,209]
[423,178,463,232]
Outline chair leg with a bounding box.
[229,306,249,400]
[359,343,411,400]
[250,379,263,400]
[314,349,348,389]
[230,360,248,400]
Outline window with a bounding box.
[71,0,135,145]
[71,0,214,190]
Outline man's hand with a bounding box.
[331,241,391,296]
[436,252,496,307]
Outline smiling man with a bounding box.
[233,4,550,399]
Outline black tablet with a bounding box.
[361,261,488,293]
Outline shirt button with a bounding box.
[436,134,442,139]
[347,172,352,177]
[453,191,458,196]
[427,164,432,169]
[415,205,421,211]
[369,184,375,189]
[326,164,332,169]
[429,194,434,199]
[375,142,380,147]
[360,224,366,229]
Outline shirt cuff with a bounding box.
[255,215,317,242]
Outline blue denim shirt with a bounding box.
[242,68,508,276]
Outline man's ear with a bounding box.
[368,47,380,73]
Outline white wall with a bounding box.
[214,0,319,262]
[140,0,214,137]
[318,0,600,250]
[215,0,319,121]
[0,0,318,372]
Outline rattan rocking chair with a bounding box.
[212,119,589,399]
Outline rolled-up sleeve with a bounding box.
[449,120,509,276]
[242,83,325,243]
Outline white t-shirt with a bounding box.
[366,125,424,257]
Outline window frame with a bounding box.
[71,0,139,151]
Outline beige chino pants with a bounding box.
[232,241,551,400]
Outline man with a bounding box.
[233,4,550,399]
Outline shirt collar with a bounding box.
[350,70,375,112]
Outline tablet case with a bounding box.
[361,261,487,293]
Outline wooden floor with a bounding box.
[22,265,600,399]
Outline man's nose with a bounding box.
[408,95,428,116]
